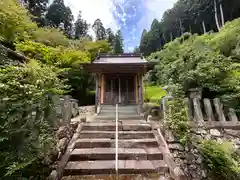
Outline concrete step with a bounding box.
[81,123,152,131]
[69,148,163,161]
[74,138,158,148]
[63,160,169,175]
[79,131,154,139]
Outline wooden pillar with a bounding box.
[119,77,121,103]
[95,74,99,112]
[139,74,143,105]
[101,74,104,104]
[135,74,139,104]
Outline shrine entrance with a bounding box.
[104,74,135,105]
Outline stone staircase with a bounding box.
[62,120,170,177]
[96,105,141,120]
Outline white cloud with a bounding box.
[138,0,177,31]
[64,0,119,38]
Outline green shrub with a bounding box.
[165,98,190,145]
[199,140,240,180]
[0,60,65,179]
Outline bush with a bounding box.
[199,140,240,180]
[0,60,65,179]
[165,98,190,145]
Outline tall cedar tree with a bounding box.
[113,30,124,54]
[92,19,106,40]
[74,11,89,39]
[23,0,48,26]
[45,0,73,38]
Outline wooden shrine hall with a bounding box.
[85,53,152,109]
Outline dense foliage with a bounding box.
[0,60,65,179]
[0,0,113,179]
[139,0,240,56]
[148,19,240,111]
[199,140,240,180]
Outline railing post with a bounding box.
[115,103,118,176]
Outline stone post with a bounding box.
[193,98,204,123]
[184,98,193,121]
[203,98,215,121]
[62,96,72,125]
[188,88,202,99]
[228,108,238,122]
[213,98,226,122]
[188,88,204,123]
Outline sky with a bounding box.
[63,0,177,52]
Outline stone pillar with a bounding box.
[184,98,193,121]
[193,98,204,123]
[203,98,215,121]
[188,88,202,99]
[188,88,203,123]
[213,98,226,122]
[228,108,238,122]
[62,96,72,125]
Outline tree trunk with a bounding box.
[179,18,183,35]
[219,3,225,27]
[170,32,173,42]
[214,0,220,31]
[202,21,206,34]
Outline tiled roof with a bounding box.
[93,53,147,64]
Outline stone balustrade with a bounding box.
[160,95,239,129]
[185,97,240,129]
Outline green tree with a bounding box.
[74,11,89,39]
[113,30,124,53]
[139,0,240,56]
[23,0,49,26]
[45,0,73,37]
[92,19,106,40]
[106,28,115,50]
[0,0,37,44]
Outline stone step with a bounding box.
[74,138,158,148]
[69,148,163,161]
[101,105,137,110]
[63,160,168,175]
[96,115,141,121]
[62,174,172,180]
[82,123,152,131]
[100,110,138,115]
[79,131,154,139]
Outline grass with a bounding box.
[144,85,166,104]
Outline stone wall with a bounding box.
[55,121,79,160]
[159,94,240,180]
[78,105,95,115]
[164,127,240,180]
